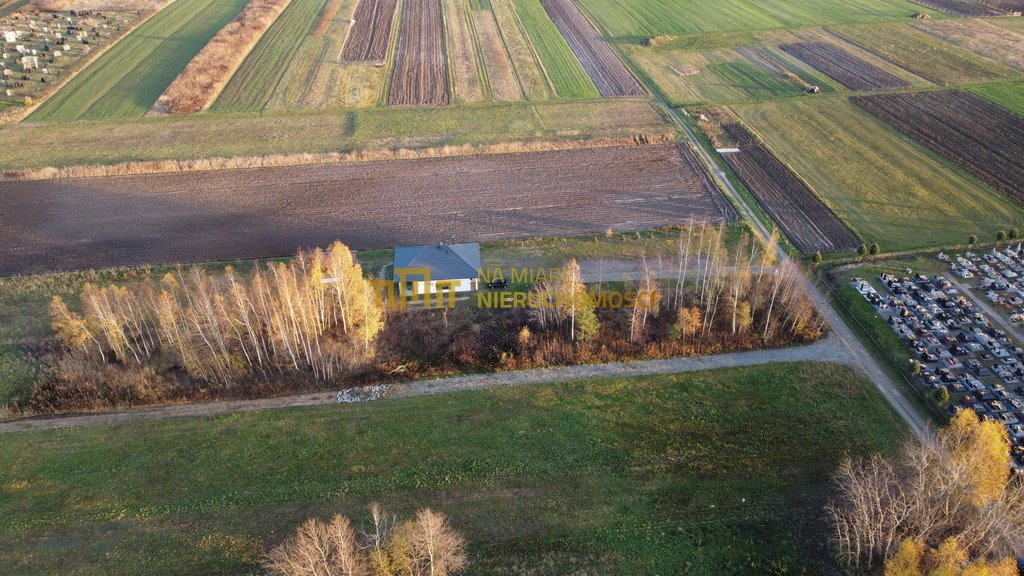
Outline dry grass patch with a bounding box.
[475,10,523,101]
[155,0,293,114]
[0,133,674,181]
[443,0,485,102]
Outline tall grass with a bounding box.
[156,0,294,114]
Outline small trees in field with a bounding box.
[265,505,466,576]
[829,410,1023,571]
[50,241,383,387]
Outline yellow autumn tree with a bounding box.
[946,410,1011,506]
[885,538,925,576]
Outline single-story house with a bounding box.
[393,243,481,297]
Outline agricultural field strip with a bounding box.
[441,0,484,102]
[512,0,597,98]
[828,24,1018,87]
[26,0,250,121]
[0,145,735,275]
[913,20,1024,73]
[718,123,859,254]
[340,0,399,61]
[909,0,1003,15]
[852,91,1024,203]
[211,0,330,112]
[779,42,909,91]
[387,0,449,105]
[539,0,643,97]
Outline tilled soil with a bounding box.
[387,0,449,105]
[780,42,910,91]
[340,0,399,61]
[719,123,860,254]
[0,145,736,276]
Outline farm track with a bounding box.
[0,145,735,276]
[539,0,643,97]
[340,0,399,61]
[719,123,859,254]
[779,41,909,91]
[852,91,1024,205]
[388,0,449,105]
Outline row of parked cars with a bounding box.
[854,270,1024,471]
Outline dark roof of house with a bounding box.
[393,243,481,282]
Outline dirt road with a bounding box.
[0,335,849,433]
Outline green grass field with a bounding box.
[972,82,1024,117]
[512,0,600,99]
[211,0,330,112]
[0,363,906,575]
[575,0,939,38]
[27,0,250,122]
[0,99,668,170]
[834,23,1020,86]
[733,96,1024,251]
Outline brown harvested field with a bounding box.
[852,90,1024,204]
[914,19,1024,71]
[0,145,733,276]
[540,0,644,97]
[717,123,859,254]
[339,0,398,61]
[388,0,449,106]
[909,0,1004,15]
[474,10,524,101]
[779,42,910,91]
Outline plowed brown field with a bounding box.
[780,42,909,91]
[387,0,449,105]
[340,0,399,61]
[0,145,735,275]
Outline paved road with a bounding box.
[0,335,850,433]
[656,101,932,441]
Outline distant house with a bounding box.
[393,243,481,296]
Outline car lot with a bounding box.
[853,268,1024,470]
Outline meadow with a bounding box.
[0,99,669,171]
[733,96,1024,251]
[833,22,1021,86]
[27,0,250,121]
[573,0,940,38]
[513,0,599,98]
[210,0,330,112]
[0,363,906,575]
[973,82,1024,117]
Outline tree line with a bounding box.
[50,241,384,387]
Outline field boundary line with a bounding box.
[488,3,530,100]
[7,0,179,124]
